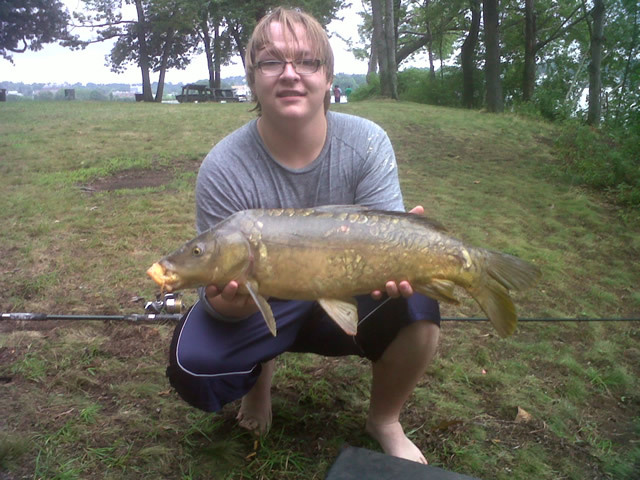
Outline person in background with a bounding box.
[333,84,342,103]
[166,7,441,465]
[345,85,352,100]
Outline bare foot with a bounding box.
[236,360,275,436]
[236,393,272,435]
[365,420,427,464]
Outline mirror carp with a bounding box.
[147,207,541,338]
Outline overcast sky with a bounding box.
[0,1,370,86]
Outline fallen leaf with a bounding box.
[515,406,533,424]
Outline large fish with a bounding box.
[147,207,541,338]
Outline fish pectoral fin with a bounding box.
[245,280,277,337]
[318,298,359,336]
[415,279,460,304]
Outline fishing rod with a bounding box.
[2,313,638,324]
[442,317,640,322]
[0,293,185,323]
[2,314,638,323]
[2,293,638,324]
[1,312,183,322]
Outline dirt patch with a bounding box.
[83,156,202,192]
[84,167,175,192]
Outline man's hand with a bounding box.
[371,205,424,301]
[205,281,260,318]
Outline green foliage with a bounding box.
[554,121,640,208]
[348,74,380,101]
[333,73,367,90]
[0,0,73,63]
[351,67,484,107]
[352,68,471,107]
[396,67,468,107]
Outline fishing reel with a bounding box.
[145,293,184,314]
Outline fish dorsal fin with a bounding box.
[318,298,359,336]
[244,279,277,336]
[414,279,460,304]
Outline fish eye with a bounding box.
[192,245,204,256]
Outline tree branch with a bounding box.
[535,5,589,52]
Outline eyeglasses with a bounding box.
[256,59,324,76]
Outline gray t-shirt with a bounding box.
[195,111,405,234]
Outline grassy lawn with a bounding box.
[1,100,638,479]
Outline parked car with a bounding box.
[176,84,240,103]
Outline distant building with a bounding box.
[232,85,251,101]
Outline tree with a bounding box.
[371,0,398,98]
[191,0,240,89]
[461,0,481,108]
[189,0,344,88]
[0,0,73,63]
[606,0,639,127]
[522,0,536,101]
[520,0,586,102]
[384,0,399,98]
[74,0,197,102]
[586,0,604,126]
[483,0,503,112]
[132,0,153,101]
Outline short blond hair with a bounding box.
[245,7,334,111]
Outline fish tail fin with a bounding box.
[486,251,541,292]
[468,251,541,338]
[468,280,517,338]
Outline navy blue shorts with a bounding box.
[167,294,440,412]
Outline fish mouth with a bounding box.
[146,262,179,292]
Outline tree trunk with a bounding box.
[439,36,444,81]
[367,39,378,81]
[134,0,153,102]
[384,0,398,99]
[228,21,246,69]
[200,19,215,88]
[587,0,605,126]
[483,0,503,112]
[523,0,536,101]
[426,24,435,79]
[371,0,389,93]
[154,31,174,102]
[461,0,481,108]
[213,22,221,89]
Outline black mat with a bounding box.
[325,446,480,480]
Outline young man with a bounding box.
[167,7,440,464]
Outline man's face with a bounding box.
[253,22,332,122]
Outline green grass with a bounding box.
[1,100,639,479]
